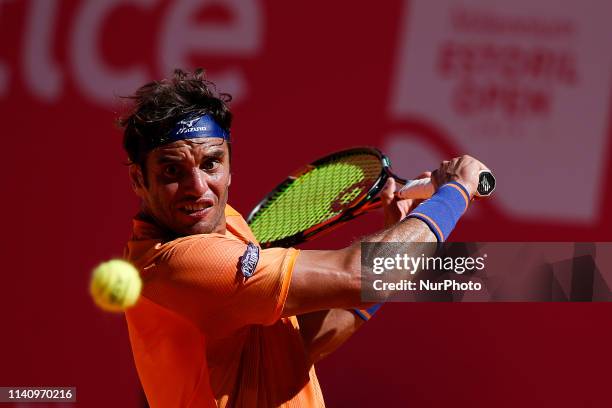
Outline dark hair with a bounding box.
[119,68,232,170]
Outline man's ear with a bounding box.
[129,164,146,197]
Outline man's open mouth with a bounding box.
[179,201,213,216]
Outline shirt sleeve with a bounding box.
[141,234,298,337]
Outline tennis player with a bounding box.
[121,69,489,407]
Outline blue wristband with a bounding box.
[353,303,383,321]
[407,181,470,242]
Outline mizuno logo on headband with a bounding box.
[178,117,200,128]
[166,114,230,143]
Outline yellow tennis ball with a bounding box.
[90,259,142,312]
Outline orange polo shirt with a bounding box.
[124,205,325,408]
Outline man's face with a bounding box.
[131,138,231,236]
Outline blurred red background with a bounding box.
[1,0,612,406]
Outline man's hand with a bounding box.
[431,154,488,199]
[381,172,431,227]
[381,155,488,227]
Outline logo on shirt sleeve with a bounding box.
[240,242,260,280]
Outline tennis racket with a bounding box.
[246,147,495,248]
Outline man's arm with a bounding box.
[297,309,365,365]
[286,217,432,363]
[283,218,434,317]
[282,154,486,317]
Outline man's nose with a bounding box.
[182,168,208,196]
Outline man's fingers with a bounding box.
[432,154,490,198]
[381,177,395,205]
[430,169,440,190]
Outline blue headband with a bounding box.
[165,114,230,144]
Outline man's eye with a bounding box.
[202,159,220,171]
[163,165,179,177]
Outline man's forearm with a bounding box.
[343,217,436,272]
[284,217,436,316]
[298,308,366,365]
[341,217,437,304]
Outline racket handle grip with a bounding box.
[395,178,434,200]
[395,170,496,200]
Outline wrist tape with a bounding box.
[353,303,383,321]
[406,181,470,242]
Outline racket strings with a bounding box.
[249,153,383,245]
